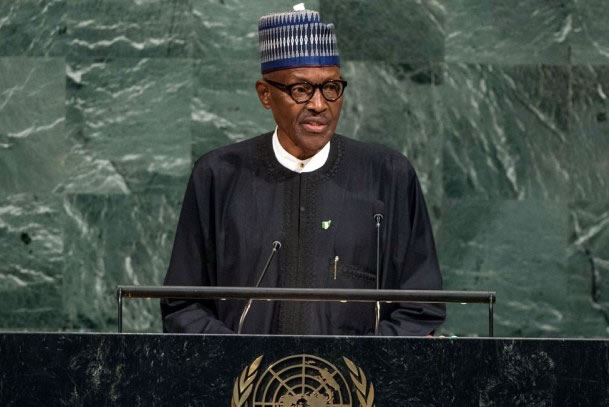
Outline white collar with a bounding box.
[271,127,330,173]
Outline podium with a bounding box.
[1,333,608,405]
[1,287,608,405]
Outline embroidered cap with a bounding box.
[258,8,340,74]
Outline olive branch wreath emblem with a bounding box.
[343,357,375,407]
[231,355,263,407]
[230,355,375,407]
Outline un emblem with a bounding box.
[230,354,375,407]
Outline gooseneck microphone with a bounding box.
[237,240,282,334]
[373,208,384,335]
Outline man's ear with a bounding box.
[255,79,272,109]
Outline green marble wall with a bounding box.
[0,0,607,337]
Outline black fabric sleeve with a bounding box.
[378,161,446,336]
[161,167,233,334]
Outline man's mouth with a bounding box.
[300,119,329,133]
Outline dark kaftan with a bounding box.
[162,132,445,335]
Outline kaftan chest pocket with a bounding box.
[326,259,376,334]
[323,195,383,272]
[328,259,376,289]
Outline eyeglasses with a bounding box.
[265,79,348,104]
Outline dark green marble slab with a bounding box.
[569,65,609,201]
[566,201,609,336]
[443,0,572,64]
[440,63,570,200]
[436,199,570,337]
[0,57,69,194]
[321,0,444,65]
[60,57,192,194]
[65,0,192,58]
[62,193,182,332]
[191,58,275,159]
[191,0,319,61]
[336,61,444,226]
[0,194,63,329]
[571,0,609,63]
[0,0,67,56]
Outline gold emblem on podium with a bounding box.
[230,354,375,407]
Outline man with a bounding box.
[162,8,445,335]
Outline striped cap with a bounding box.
[258,9,340,74]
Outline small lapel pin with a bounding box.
[321,220,332,230]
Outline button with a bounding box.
[299,162,305,168]
[300,206,305,212]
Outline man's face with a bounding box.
[256,66,344,160]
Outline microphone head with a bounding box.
[373,201,384,224]
[272,240,282,250]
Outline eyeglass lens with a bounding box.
[291,81,344,102]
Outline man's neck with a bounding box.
[272,128,330,173]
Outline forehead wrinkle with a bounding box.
[267,67,341,83]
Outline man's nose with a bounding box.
[305,88,327,112]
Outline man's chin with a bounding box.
[297,132,332,152]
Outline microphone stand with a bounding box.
[374,213,383,335]
[237,241,281,334]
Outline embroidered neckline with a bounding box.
[257,132,344,183]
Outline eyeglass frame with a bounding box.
[264,78,348,104]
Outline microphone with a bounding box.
[373,203,384,335]
[237,240,281,334]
